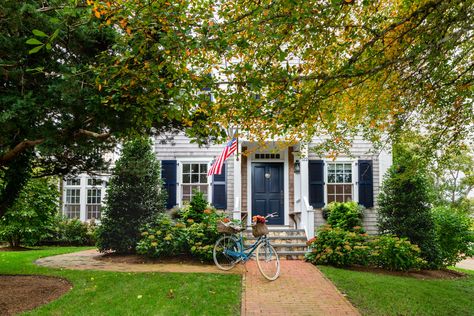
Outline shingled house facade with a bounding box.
[62,134,392,238]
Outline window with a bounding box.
[327,163,353,203]
[65,189,80,219]
[87,188,102,220]
[87,178,103,186]
[181,163,208,202]
[66,178,80,186]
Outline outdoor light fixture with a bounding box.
[294,160,301,173]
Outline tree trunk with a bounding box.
[0,152,32,218]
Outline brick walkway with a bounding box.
[37,250,359,315]
[242,260,359,316]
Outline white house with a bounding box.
[62,134,392,239]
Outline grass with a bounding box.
[0,247,241,316]
[319,265,474,316]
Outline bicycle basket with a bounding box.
[251,222,269,237]
[217,221,239,234]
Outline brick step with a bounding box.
[275,250,307,260]
[245,236,307,243]
[243,229,306,238]
[244,242,307,248]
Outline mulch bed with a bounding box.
[0,246,36,252]
[95,252,213,265]
[0,275,72,316]
[348,266,466,279]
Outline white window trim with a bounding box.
[323,160,358,205]
[176,159,212,207]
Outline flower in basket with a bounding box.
[252,215,266,224]
[222,217,230,223]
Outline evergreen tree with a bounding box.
[378,145,441,267]
[96,138,166,253]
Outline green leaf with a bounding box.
[46,43,52,50]
[26,38,43,45]
[50,29,60,41]
[49,17,60,24]
[32,29,48,37]
[28,45,44,54]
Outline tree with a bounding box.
[0,177,58,247]
[378,145,441,267]
[0,0,183,218]
[432,144,474,207]
[96,138,167,253]
[91,0,473,154]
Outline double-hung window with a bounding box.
[181,163,208,202]
[327,162,353,203]
[87,188,102,220]
[65,189,81,219]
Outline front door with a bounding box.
[252,163,284,225]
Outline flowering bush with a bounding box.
[136,214,187,258]
[306,225,425,271]
[305,225,369,266]
[368,235,426,271]
[137,198,226,261]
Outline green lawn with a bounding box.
[0,247,241,316]
[319,265,474,316]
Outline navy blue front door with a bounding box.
[252,163,284,225]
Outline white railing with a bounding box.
[303,196,315,239]
[232,196,241,220]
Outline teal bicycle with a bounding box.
[213,213,280,281]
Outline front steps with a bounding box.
[243,228,308,260]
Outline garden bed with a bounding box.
[347,266,466,279]
[0,275,72,316]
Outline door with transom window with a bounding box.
[251,163,284,225]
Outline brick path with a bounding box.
[242,260,359,316]
[37,250,360,315]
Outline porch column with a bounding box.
[233,143,242,220]
[299,145,314,239]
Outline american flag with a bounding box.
[208,138,238,176]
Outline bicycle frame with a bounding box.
[224,233,267,262]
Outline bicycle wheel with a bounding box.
[213,236,240,271]
[256,241,280,280]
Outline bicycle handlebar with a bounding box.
[265,212,278,219]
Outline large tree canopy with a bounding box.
[1,0,473,217]
[0,0,183,217]
[93,0,473,153]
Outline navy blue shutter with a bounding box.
[358,160,374,208]
[309,160,325,208]
[161,160,177,209]
[212,164,227,209]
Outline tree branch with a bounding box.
[76,129,111,140]
[0,139,45,165]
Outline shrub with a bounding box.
[136,214,187,258]
[47,216,97,246]
[378,154,441,267]
[178,191,214,223]
[96,138,167,253]
[136,208,225,262]
[368,235,425,271]
[432,206,474,267]
[0,177,58,247]
[305,225,369,266]
[186,211,223,261]
[326,201,364,231]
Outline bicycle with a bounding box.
[213,212,280,281]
